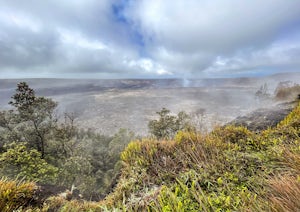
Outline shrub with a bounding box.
[0,143,58,183]
[148,108,191,139]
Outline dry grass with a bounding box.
[43,196,103,212]
[281,149,300,174]
[0,177,37,212]
[268,175,300,212]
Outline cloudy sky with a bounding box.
[0,0,300,79]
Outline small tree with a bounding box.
[148,108,191,139]
[9,82,36,116]
[8,82,57,158]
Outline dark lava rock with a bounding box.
[29,184,68,206]
[229,101,297,131]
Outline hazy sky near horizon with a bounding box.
[0,0,300,78]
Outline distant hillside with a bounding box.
[1,71,300,90]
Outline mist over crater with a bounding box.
[1,72,300,135]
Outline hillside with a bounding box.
[2,100,300,211]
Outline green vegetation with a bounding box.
[148,107,191,139]
[99,102,300,211]
[0,82,135,199]
[7,82,57,158]
[34,101,300,211]
[0,143,58,183]
[1,82,300,211]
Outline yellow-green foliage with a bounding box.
[0,143,58,183]
[101,102,300,211]
[0,178,36,212]
[278,102,300,128]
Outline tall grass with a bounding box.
[268,175,300,212]
[0,177,36,212]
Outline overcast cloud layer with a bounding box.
[0,0,300,78]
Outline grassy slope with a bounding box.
[1,102,300,211]
[102,101,300,211]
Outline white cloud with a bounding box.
[126,0,300,51]
[203,38,300,76]
[0,9,42,33]
[58,29,108,50]
[0,0,300,78]
[123,0,300,76]
[157,68,173,75]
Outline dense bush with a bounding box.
[0,143,58,183]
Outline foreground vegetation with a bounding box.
[97,101,299,211]
[1,82,300,211]
[1,105,299,211]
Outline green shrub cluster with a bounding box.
[0,143,58,183]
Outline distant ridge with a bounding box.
[1,72,300,93]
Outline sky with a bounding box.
[0,0,300,79]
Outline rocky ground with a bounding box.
[72,87,261,135]
[230,101,297,131]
